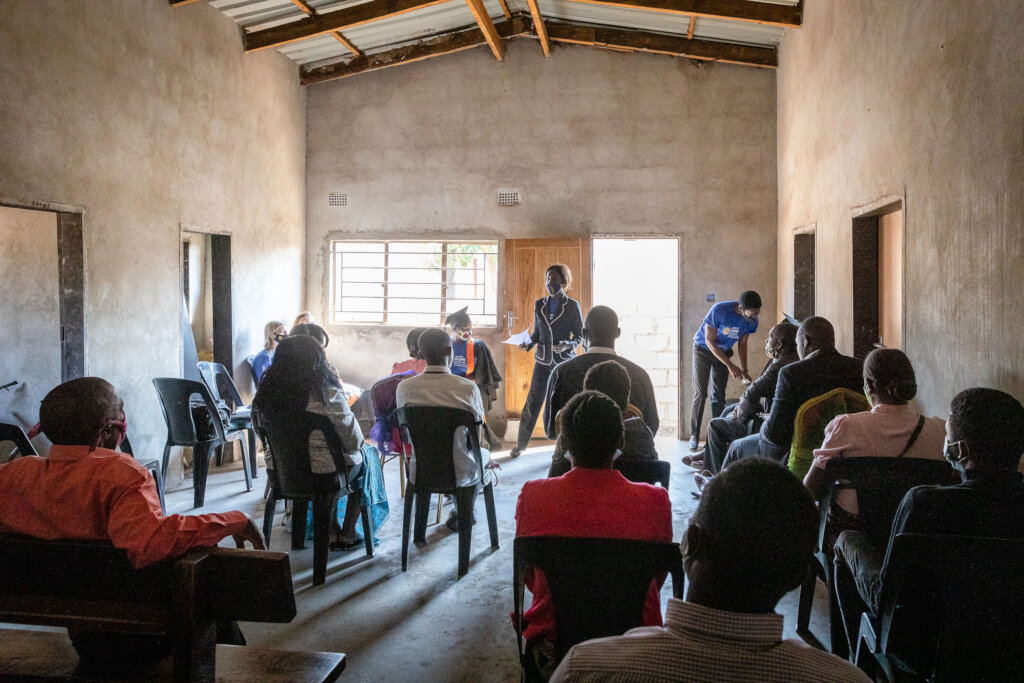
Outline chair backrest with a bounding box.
[197,361,245,411]
[255,408,351,498]
[823,457,958,544]
[0,423,36,458]
[152,377,224,446]
[787,388,871,478]
[370,372,414,420]
[396,405,481,492]
[245,354,259,386]
[513,536,683,658]
[876,533,1024,681]
[614,459,670,489]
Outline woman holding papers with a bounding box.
[510,264,583,459]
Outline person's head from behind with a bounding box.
[406,327,428,359]
[583,305,620,349]
[40,377,127,452]
[945,388,1024,474]
[766,322,797,359]
[682,458,817,613]
[796,316,836,359]
[559,390,624,469]
[417,328,453,367]
[264,320,286,352]
[293,311,316,328]
[737,290,761,322]
[545,264,572,296]
[290,322,330,348]
[255,335,339,413]
[863,348,917,405]
[445,307,472,342]
[583,361,631,416]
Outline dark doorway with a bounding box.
[793,230,816,321]
[852,201,903,359]
[181,231,233,379]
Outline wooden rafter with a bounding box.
[538,19,777,67]
[465,0,506,61]
[686,15,696,38]
[332,32,362,55]
[496,0,512,20]
[168,0,203,6]
[288,0,316,16]
[245,0,451,52]
[563,0,800,27]
[301,17,528,85]
[524,0,550,57]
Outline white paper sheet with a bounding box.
[502,328,533,346]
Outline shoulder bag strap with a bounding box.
[897,415,927,459]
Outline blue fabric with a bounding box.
[251,349,273,383]
[693,300,758,351]
[305,442,390,544]
[451,338,470,377]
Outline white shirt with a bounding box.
[395,365,489,488]
[586,346,617,355]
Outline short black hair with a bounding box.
[864,348,917,402]
[406,327,428,356]
[689,459,817,594]
[583,306,618,343]
[949,388,1024,468]
[797,316,836,350]
[417,328,452,366]
[290,323,330,348]
[583,360,631,413]
[738,290,762,310]
[40,377,123,446]
[560,390,623,468]
[772,322,798,352]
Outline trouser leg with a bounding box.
[832,531,885,658]
[709,355,730,419]
[706,416,748,474]
[721,434,764,470]
[689,345,712,438]
[517,363,552,451]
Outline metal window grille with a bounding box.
[329,240,498,326]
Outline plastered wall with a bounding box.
[776,0,1024,417]
[0,1,306,485]
[305,40,779,435]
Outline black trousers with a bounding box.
[690,344,729,438]
[517,361,553,451]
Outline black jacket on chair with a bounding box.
[528,292,583,367]
[761,347,864,452]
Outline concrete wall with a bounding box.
[0,1,306,485]
[306,40,778,436]
[777,0,1024,417]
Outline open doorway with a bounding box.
[852,201,903,358]
[181,231,233,380]
[592,237,680,437]
[793,228,816,321]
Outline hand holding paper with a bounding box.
[503,328,532,346]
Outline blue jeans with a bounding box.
[721,434,788,469]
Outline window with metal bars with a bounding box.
[329,240,498,326]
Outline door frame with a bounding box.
[180,225,235,375]
[850,197,905,358]
[0,196,86,382]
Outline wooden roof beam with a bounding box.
[536,19,778,68]
[524,0,550,57]
[565,0,800,27]
[169,0,203,6]
[686,14,696,38]
[301,16,528,85]
[465,0,506,61]
[288,0,316,16]
[245,0,452,52]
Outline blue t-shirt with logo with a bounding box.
[693,301,758,351]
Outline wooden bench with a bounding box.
[0,534,345,682]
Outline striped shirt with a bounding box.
[550,599,869,682]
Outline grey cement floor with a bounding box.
[166,438,833,682]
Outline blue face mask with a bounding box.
[943,436,967,475]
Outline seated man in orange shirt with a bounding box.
[514,390,673,677]
[0,377,264,674]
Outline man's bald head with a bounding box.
[583,306,620,349]
[40,377,124,446]
[417,328,453,366]
[796,316,836,359]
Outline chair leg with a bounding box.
[455,487,475,577]
[414,490,431,543]
[193,443,212,509]
[311,496,335,587]
[797,571,815,632]
[436,493,444,525]
[247,429,258,480]
[292,498,309,550]
[483,483,499,549]
[161,444,172,489]
[399,454,406,499]
[360,501,374,558]
[215,444,224,467]
[263,492,277,546]
[402,485,415,571]
[239,437,253,493]
[827,564,850,660]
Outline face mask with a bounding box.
[273,333,287,343]
[454,328,471,341]
[943,436,967,474]
[863,383,873,408]
[546,283,561,295]
[91,414,127,452]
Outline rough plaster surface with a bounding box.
[305,40,778,434]
[0,1,306,484]
[776,0,1024,418]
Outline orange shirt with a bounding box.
[0,445,250,568]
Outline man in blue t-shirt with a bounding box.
[688,291,761,450]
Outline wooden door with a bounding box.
[504,238,592,435]
[878,209,903,349]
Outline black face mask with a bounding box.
[546,283,561,295]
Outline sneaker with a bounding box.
[510,447,522,459]
[444,510,477,531]
[688,435,700,451]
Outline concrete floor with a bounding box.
[168,438,833,682]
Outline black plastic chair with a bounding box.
[0,423,36,459]
[396,406,499,578]
[797,457,958,656]
[197,361,258,480]
[245,354,259,386]
[614,459,670,489]
[256,410,373,587]
[513,536,684,681]
[152,378,252,509]
[120,434,166,513]
[855,533,1024,682]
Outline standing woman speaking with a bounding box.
[511,264,583,459]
